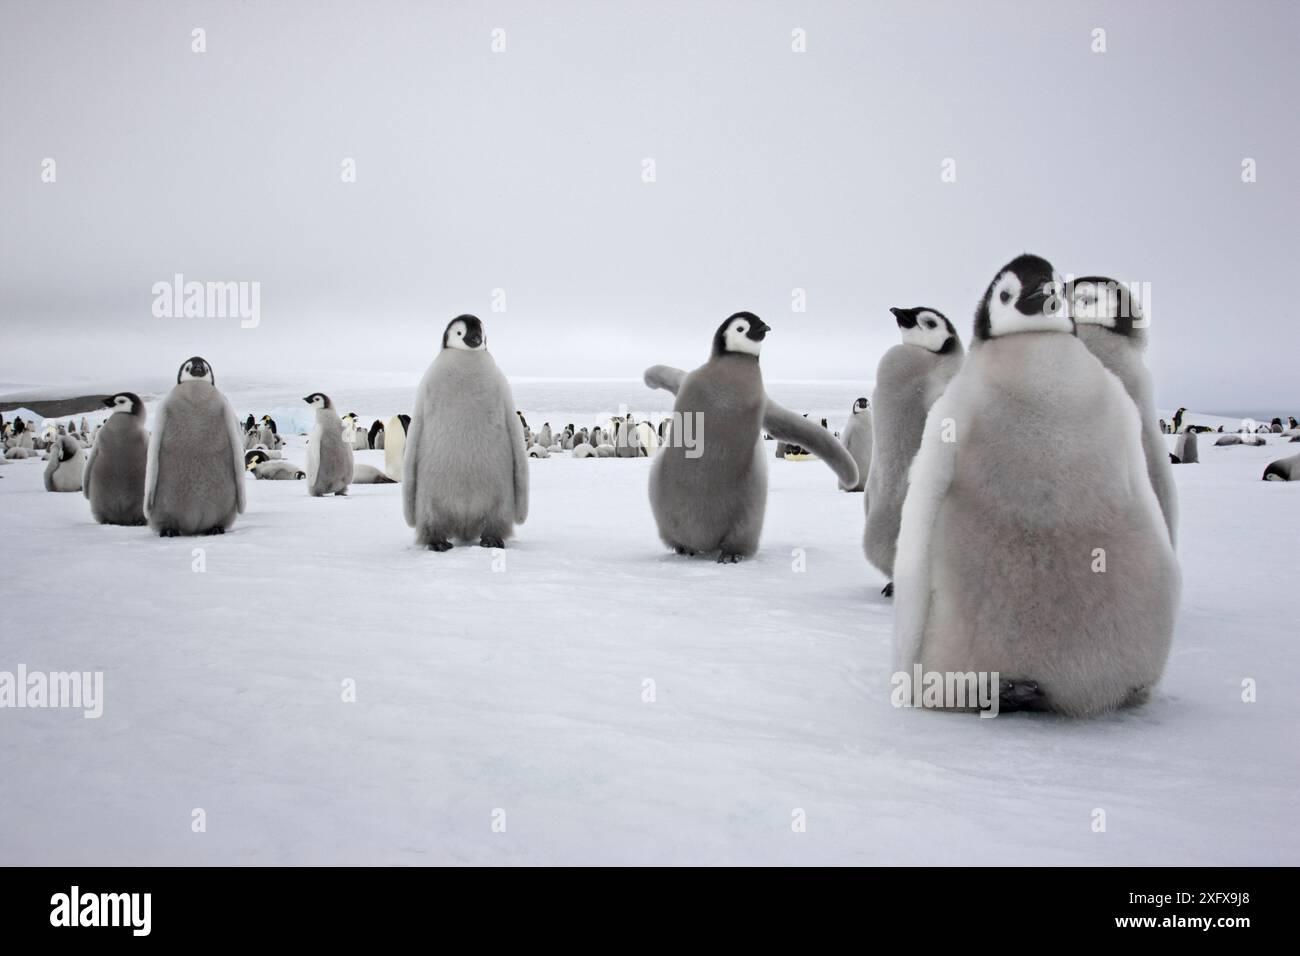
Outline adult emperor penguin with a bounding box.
[838,398,872,492]
[403,315,528,550]
[1070,276,1178,545]
[43,434,85,492]
[863,305,964,594]
[304,392,353,496]
[384,413,408,481]
[146,356,245,536]
[644,312,858,562]
[368,419,385,450]
[83,392,148,524]
[893,254,1179,716]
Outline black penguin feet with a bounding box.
[998,678,1048,712]
[480,535,505,549]
[335,490,347,496]
[159,529,180,538]
[204,526,225,535]
[881,581,894,597]
[427,540,453,552]
[717,552,743,564]
[673,546,696,556]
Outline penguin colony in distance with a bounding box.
[838,398,872,492]
[146,357,245,536]
[304,392,353,497]
[893,254,1179,716]
[403,315,529,550]
[1071,277,1178,545]
[83,392,148,523]
[863,306,964,595]
[643,312,858,562]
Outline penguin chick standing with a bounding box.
[1071,276,1178,546]
[644,312,859,562]
[893,254,1179,716]
[839,398,872,492]
[83,392,148,523]
[304,393,353,496]
[863,306,964,594]
[146,356,245,536]
[403,315,528,550]
[43,434,85,492]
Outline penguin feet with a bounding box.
[158,529,180,538]
[717,552,744,564]
[673,546,697,557]
[998,678,1048,712]
[881,581,894,597]
[427,539,453,552]
[480,535,505,549]
[334,490,347,496]
[204,525,225,536]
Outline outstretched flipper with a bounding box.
[892,390,960,671]
[763,399,859,489]
[644,365,687,397]
[401,414,422,527]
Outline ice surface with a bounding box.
[0,383,1296,865]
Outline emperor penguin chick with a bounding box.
[863,306,964,594]
[644,312,859,562]
[44,434,86,492]
[146,356,245,536]
[304,392,353,496]
[838,397,872,492]
[83,392,148,523]
[893,254,1179,717]
[403,315,528,550]
[1071,276,1177,545]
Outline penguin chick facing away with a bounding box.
[839,397,872,492]
[403,315,529,551]
[245,449,305,480]
[352,463,396,483]
[44,434,86,492]
[146,356,246,536]
[84,392,148,523]
[304,392,354,496]
[892,254,1179,717]
[1071,276,1177,547]
[863,306,965,595]
[644,312,859,563]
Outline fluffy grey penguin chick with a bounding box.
[84,392,149,523]
[44,434,86,492]
[403,315,529,550]
[304,392,353,496]
[644,312,858,563]
[839,397,872,492]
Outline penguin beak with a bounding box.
[302,396,312,404]
[890,308,917,329]
[463,329,483,349]
[747,319,770,342]
[101,397,116,408]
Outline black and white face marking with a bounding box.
[712,311,770,357]
[1069,276,1140,336]
[890,307,957,354]
[852,397,870,414]
[177,356,214,384]
[443,314,486,351]
[302,392,332,410]
[974,254,1072,341]
[103,392,142,417]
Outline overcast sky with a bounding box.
[1,0,1295,411]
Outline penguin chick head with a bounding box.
[974,254,1072,341]
[1069,276,1143,338]
[443,315,486,351]
[713,311,770,358]
[244,450,269,470]
[303,393,333,410]
[852,397,870,414]
[890,307,958,354]
[177,356,214,384]
[103,392,144,418]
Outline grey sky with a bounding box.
[1,0,1295,411]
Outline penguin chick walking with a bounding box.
[863,306,964,594]
[644,312,858,562]
[403,315,528,550]
[893,254,1179,716]
[146,357,245,536]
[839,397,872,492]
[1071,277,1177,546]
[43,434,85,492]
[304,392,353,496]
[83,392,148,523]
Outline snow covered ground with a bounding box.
[1,387,1297,865]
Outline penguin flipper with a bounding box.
[222,395,246,515]
[81,440,99,499]
[509,403,529,524]
[891,385,959,671]
[401,414,421,527]
[762,400,859,489]
[144,397,169,517]
[644,365,687,396]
